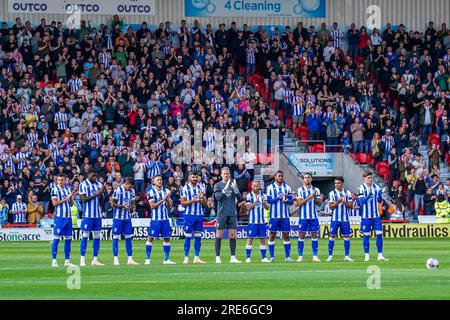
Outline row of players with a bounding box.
[50,168,388,267]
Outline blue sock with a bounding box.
[376,234,383,254]
[344,238,350,256]
[64,238,72,260]
[194,236,202,257]
[312,239,318,256]
[268,241,275,259]
[80,237,88,257]
[163,243,171,261]
[51,238,60,259]
[298,239,304,257]
[363,235,370,254]
[328,238,335,256]
[260,245,267,259]
[93,238,100,258]
[125,238,133,257]
[184,236,192,257]
[145,241,152,259]
[246,245,252,259]
[112,238,119,257]
[283,241,291,258]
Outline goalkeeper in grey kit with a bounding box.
[214,167,243,264]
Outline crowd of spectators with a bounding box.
[0,15,449,225]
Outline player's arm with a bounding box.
[328,194,340,210]
[245,198,257,210]
[266,187,279,204]
[214,182,228,200]
[110,196,127,209]
[180,196,195,207]
[296,192,314,207]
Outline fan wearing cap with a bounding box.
[12,195,27,224]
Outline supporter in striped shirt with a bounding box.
[246,41,258,77]
[12,195,27,224]
[245,180,270,263]
[282,84,295,122]
[357,171,389,262]
[51,175,76,268]
[295,172,322,262]
[111,178,139,266]
[327,177,354,262]
[180,171,207,264]
[330,23,344,49]
[266,171,294,263]
[145,175,176,265]
[78,172,105,267]
[291,89,305,127]
[54,106,69,131]
[146,153,164,181]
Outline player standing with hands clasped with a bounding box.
[245,180,270,263]
[79,172,105,267]
[181,172,207,264]
[51,174,76,267]
[357,171,389,262]
[266,170,294,263]
[145,175,176,265]
[111,178,139,266]
[326,177,354,262]
[295,172,322,262]
[214,167,243,264]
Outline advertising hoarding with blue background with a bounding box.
[185,0,326,18]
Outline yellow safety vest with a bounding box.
[434,201,450,223]
[71,205,78,227]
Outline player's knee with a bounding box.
[53,236,62,241]
[64,236,72,241]
[185,233,193,238]
[194,232,202,238]
[375,231,382,236]
[82,231,90,239]
[113,235,120,240]
[124,235,133,239]
[363,232,371,236]
[93,231,101,239]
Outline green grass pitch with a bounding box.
[0,238,449,300]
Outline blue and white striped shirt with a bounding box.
[204,131,216,152]
[266,182,292,219]
[51,186,72,218]
[79,180,103,218]
[181,183,205,216]
[328,188,352,222]
[146,161,163,180]
[283,88,295,104]
[246,192,267,224]
[147,187,170,221]
[292,95,305,116]
[357,183,382,219]
[54,112,69,130]
[15,152,28,171]
[297,186,321,220]
[112,185,135,220]
[12,202,27,224]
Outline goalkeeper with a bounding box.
[214,167,243,264]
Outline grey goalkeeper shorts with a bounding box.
[216,215,237,230]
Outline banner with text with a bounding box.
[320,223,450,239]
[287,153,334,177]
[185,0,326,17]
[8,0,156,16]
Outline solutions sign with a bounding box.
[185,0,326,17]
[287,153,334,177]
[8,0,156,16]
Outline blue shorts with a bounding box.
[299,219,320,233]
[80,218,102,232]
[268,218,290,232]
[53,217,73,237]
[330,221,351,236]
[247,224,267,238]
[184,215,204,234]
[361,218,383,234]
[112,219,133,236]
[149,220,172,238]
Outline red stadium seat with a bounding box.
[376,161,388,173]
[286,118,293,128]
[429,133,440,147]
[300,132,309,141]
[356,153,367,164]
[278,109,284,120]
[313,144,324,153]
